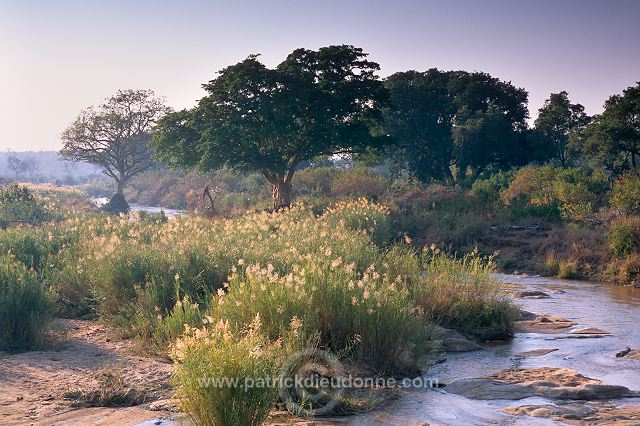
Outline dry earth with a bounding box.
[0,319,176,426]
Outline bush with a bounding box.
[615,253,640,285]
[0,256,53,351]
[293,167,340,196]
[331,168,387,199]
[611,173,640,215]
[0,184,50,225]
[471,170,514,204]
[501,165,607,222]
[608,216,640,257]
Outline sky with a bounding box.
[1,0,639,152]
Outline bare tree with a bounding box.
[7,155,26,178]
[22,156,39,179]
[60,89,170,199]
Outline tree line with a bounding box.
[59,45,640,209]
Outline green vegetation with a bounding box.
[2,45,639,425]
[0,256,53,351]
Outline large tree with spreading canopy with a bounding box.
[151,45,388,209]
[61,89,170,206]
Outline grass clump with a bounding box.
[0,255,53,351]
[409,247,517,340]
[171,317,284,426]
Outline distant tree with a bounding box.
[6,155,26,178]
[61,89,170,208]
[534,91,590,167]
[384,69,529,183]
[584,83,640,175]
[152,46,388,209]
[22,156,39,179]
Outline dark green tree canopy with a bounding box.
[152,45,388,208]
[584,82,640,174]
[534,91,590,167]
[383,69,529,183]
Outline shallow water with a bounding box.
[340,274,640,425]
[91,197,187,218]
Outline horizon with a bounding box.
[2,0,639,152]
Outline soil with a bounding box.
[0,319,176,426]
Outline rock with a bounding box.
[446,367,638,401]
[515,314,577,334]
[516,290,551,299]
[616,347,632,358]
[505,402,640,424]
[432,325,466,340]
[441,338,483,352]
[514,348,558,357]
[569,327,610,335]
[146,398,180,412]
[616,348,640,360]
[445,378,533,400]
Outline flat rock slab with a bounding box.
[514,348,559,357]
[446,367,637,401]
[515,290,551,299]
[617,348,640,360]
[570,327,610,335]
[505,402,640,425]
[515,315,577,334]
[441,337,483,352]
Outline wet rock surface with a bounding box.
[516,290,551,299]
[505,402,640,424]
[514,313,577,333]
[431,325,483,352]
[514,348,559,357]
[616,348,640,360]
[446,367,638,401]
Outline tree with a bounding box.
[534,91,590,167]
[383,69,529,183]
[584,83,640,175]
[6,155,26,178]
[22,156,38,179]
[152,45,388,209]
[60,89,170,206]
[384,70,455,182]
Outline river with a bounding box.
[342,274,640,425]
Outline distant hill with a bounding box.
[0,151,102,181]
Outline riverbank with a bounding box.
[346,274,640,424]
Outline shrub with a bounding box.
[611,173,640,214]
[0,184,50,225]
[331,168,387,199]
[471,170,514,204]
[608,216,640,257]
[293,167,340,196]
[615,253,640,285]
[0,256,53,351]
[501,165,607,222]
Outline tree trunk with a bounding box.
[272,179,293,210]
[116,179,125,195]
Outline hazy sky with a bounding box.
[1,0,639,152]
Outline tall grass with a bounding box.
[0,256,53,351]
